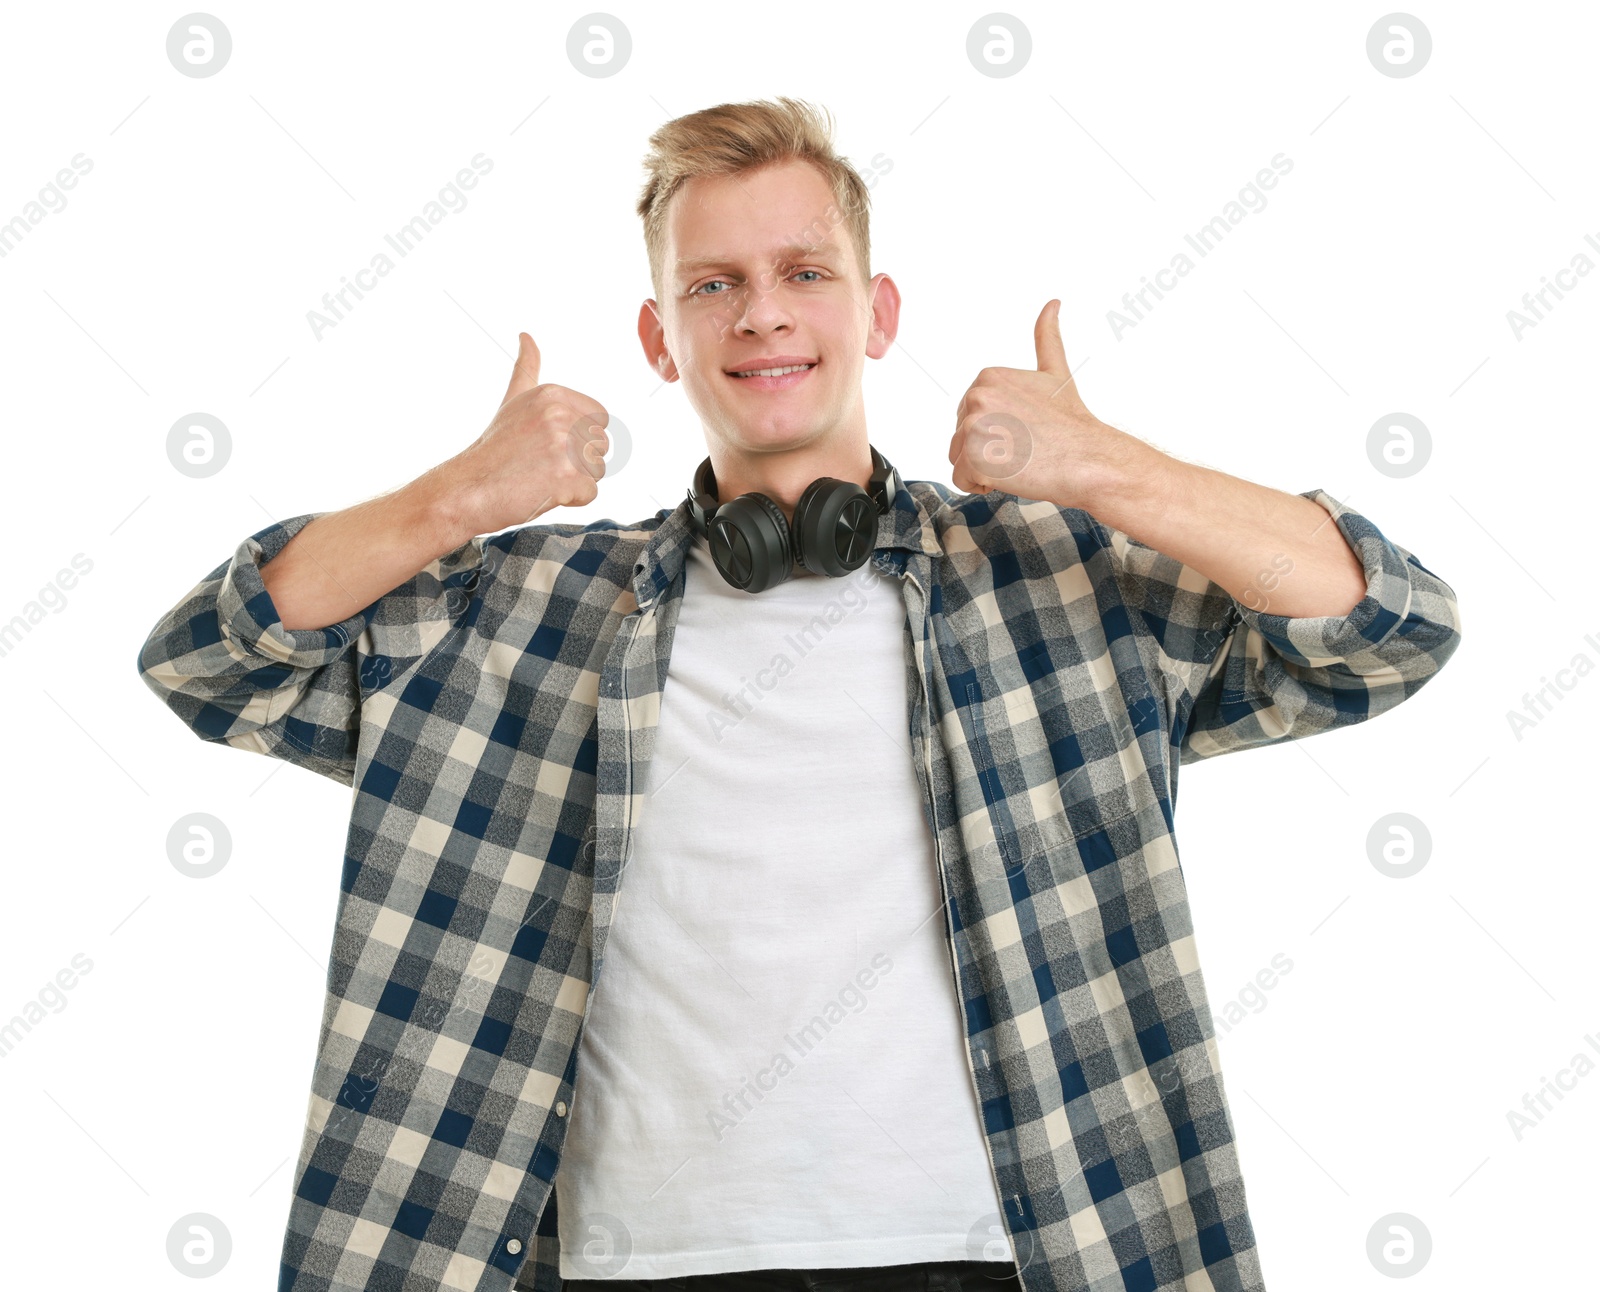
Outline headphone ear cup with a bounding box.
[792,477,880,578]
[707,493,793,593]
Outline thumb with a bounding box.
[1034,299,1069,377]
[501,332,542,406]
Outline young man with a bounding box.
[136,98,1462,1292]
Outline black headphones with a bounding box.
[686,444,902,594]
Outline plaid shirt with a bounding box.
[136,476,1461,1292]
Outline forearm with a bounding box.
[1071,436,1368,619]
[261,466,478,631]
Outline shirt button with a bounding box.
[555,1101,568,1117]
[506,1238,523,1255]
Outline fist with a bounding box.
[446,332,611,533]
[949,299,1120,509]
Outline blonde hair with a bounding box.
[635,96,873,302]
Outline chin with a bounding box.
[719,423,824,453]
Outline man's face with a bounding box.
[639,159,898,456]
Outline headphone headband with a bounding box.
[687,444,899,539]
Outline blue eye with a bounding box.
[692,270,824,297]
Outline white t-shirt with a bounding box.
[555,529,1007,1280]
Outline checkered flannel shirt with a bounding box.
[135,476,1462,1292]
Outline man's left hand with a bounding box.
[948,299,1150,509]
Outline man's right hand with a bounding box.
[442,332,612,534]
[253,334,609,632]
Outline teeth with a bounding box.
[731,363,814,377]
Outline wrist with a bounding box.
[1060,425,1173,517]
[1084,439,1206,547]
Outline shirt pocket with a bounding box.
[962,647,1167,881]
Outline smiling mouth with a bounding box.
[727,362,818,378]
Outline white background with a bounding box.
[1,1,1594,1287]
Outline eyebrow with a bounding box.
[673,241,844,276]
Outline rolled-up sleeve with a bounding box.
[136,512,488,785]
[1168,488,1463,763]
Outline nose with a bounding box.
[717,282,795,341]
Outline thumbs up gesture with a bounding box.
[949,300,1132,509]
[442,332,613,532]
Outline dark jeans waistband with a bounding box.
[560,1257,1022,1292]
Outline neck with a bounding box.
[705,437,875,523]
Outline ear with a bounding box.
[638,299,678,382]
[863,273,901,361]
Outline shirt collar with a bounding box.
[631,471,939,609]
